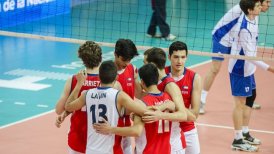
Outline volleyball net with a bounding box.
[0,0,273,61]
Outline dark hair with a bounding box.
[115,39,139,61]
[78,41,102,69]
[147,48,166,69]
[138,63,159,87]
[169,41,188,56]
[144,47,155,56]
[259,0,266,4]
[99,60,117,84]
[240,0,260,15]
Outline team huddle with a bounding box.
[54,0,274,153]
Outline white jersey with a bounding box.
[85,87,120,154]
[212,4,242,47]
[229,14,258,77]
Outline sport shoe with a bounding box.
[243,132,261,145]
[231,138,259,152]
[252,102,261,109]
[146,33,162,38]
[199,102,205,114]
[162,34,176,41]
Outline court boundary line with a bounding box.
[0,110,54,129]
[197,123,274,134]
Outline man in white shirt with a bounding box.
[200,0,272,113]
[229,0,274,152]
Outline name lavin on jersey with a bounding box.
[90,92,107,99]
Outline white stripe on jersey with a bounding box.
[85,87,119,154]
[212,4,242,47]
[229,14,258,77]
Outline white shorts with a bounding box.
[68,147,85,154]
[122,136,133,154]
[172,148,186,154]
[184,128,200,154]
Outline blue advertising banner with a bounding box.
[0,0,70,28]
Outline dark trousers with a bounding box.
[147,0,170,37]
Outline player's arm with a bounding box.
[143,82,195,123]
[250,61,274,73]
[133,66,143,99]
[142,100,176,123]
[65,70,86,107]
[65,90,86,112]
[239,29,274,73]
[114,81,123,90]
[150,100,176,112]
[55,78,72,115]
[55,110,71,128]
[165,82,194,121]
[65,70,87,112]
[117,91,148,116]
[93,115,144,137]
[189,74,202,118]
[144,82,187,122]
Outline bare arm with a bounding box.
[93,115,144,137]
[65,70,87,112]
[117,92,148,116]
[190,74,202,118]
[55,78,72,115]
[267,66,274,73]
[65,70,86,107]
[163,82,188,121]
[65,90,86,112]
[133,66,143,99]
[114,81,123,90]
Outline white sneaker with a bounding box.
[232,139,259,152]
[146,34,162,38]
[162,34,176,41]
[199,102,205,114]
[243,132,261,145]
[252,103,261,109]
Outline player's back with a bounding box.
[69,73,100,152]
[136,92,172,154]
[85,87,120,154]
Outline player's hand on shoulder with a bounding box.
[76,69,87,85]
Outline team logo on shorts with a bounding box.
[245,87,250,92]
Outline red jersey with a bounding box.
[165,66,196,132]
[68,73,100,153]
[117,64,135,99]
[135,92,172,154]
[114,64,136,154]
[157,74,175,92]
[157,74,187,149]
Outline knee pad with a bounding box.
[246,89,256,108]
